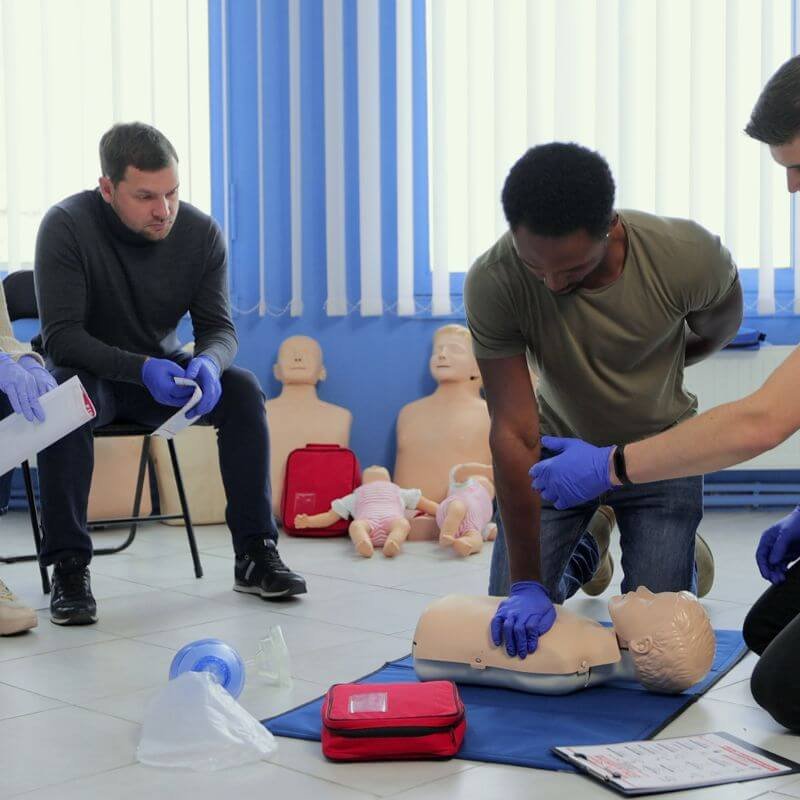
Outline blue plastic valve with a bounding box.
[169,638,246,699]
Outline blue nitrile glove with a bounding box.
[530,436,615,509]
[18,355,57,395]
[141,358,195,407]
[756,507,800,585]
[490,580,556,659]
[0,352,50,423]
[184,355,221,419]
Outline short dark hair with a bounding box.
[501,142,615,239]
[745,55,800,146]
[99,122,178,184]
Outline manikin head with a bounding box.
[609,587,715,693]
[501,142,616,295]
[273,336,326,386]
[430,325,481,385]
[362,465,392,484]
[746,55,800,194]
[98,122,180,242]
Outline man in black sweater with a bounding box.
[34,122,306,625]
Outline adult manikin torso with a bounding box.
[394,326,490,536]
[413,592,715,695]
[266,336,352,520]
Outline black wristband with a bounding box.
[612,445,634,487]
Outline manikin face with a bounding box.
[362,466,391,484]
[98,162,180,241]
[769,135,800,194]
[274,336,325,385]
[608,586,684,650]
[512,224,610,295]
[430,333,478,384]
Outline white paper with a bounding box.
[555,732,794,793]
[151,378,203,440]
[0,376,97,475]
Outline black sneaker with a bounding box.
[50,556,97,625]
[234,539,307,599]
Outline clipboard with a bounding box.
[553,731,800,795]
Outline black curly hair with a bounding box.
[501,142,616,239]
[746,55,800,146]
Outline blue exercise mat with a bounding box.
[264,629,747,771]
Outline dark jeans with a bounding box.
[489,475,703,602]
[0,395,12,513]
[744,562,800,731]
[37,355,278,566]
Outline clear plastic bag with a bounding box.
[137,671,277,771]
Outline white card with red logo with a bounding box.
[0,375,97,474]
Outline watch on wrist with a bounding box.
[612,444,634,487]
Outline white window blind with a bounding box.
[427,0,793,315]
[0,0,211,270]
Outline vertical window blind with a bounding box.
[0,0,210,271]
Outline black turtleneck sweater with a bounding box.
[33,190,237,384]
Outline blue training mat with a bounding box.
[263,629,746,771]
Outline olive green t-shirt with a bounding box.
[464,210,739,446]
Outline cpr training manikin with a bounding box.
[394,324,491,539]
[413,588,715,694]
[294,465,439,558]
[265,335,352,521]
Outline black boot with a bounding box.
[234,539,307,599]
[50,556,97,625]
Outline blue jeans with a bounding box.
[488,475,703,602]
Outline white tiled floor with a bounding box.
[2,509,800,799]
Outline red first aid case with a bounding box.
[321,681,466,761]
[281,443,360,536]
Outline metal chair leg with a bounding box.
[167,438,203,579]
[22,461,50,594]
[92,436,149,556]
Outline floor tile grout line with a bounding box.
[3,757,140,800]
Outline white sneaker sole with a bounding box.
[233,583,307,599]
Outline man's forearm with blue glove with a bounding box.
[476,354,557,659]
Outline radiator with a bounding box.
[685,345,799,471]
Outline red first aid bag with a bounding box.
[321,681,466,761]
[281,444,360,536]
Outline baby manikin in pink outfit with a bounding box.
[294,466,439,558]
[437,463,497,557]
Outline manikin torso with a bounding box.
[414,595,628,693]
[266,336,352,520]
[394,327,491,528]
[413,592,715,695]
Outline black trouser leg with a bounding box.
[744,562,800,730]
[203,365,278,553]
[37,368,118,566]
